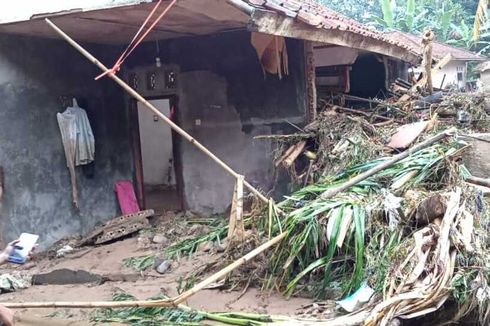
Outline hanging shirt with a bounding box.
[57,106,95,166]
[57,106,95,209]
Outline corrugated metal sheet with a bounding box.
[0,0,149,24]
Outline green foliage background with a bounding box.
[318,0,490,55]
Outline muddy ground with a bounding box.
[0,222,310,325]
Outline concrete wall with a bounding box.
[127,31,306,214]
[0,34,133,249]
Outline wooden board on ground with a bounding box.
[78,209,154,246]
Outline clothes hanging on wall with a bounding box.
[251,32,289,79]
[57,101,95,208]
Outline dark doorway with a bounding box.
[349,53,386,98]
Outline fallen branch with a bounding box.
[334,105,394,122]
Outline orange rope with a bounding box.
[95,0,178,80]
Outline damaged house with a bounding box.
[0,0,419,249]
[388,30,486,90]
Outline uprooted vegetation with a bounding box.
[100,92,490,325]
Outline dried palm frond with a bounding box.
[473,0,488,42]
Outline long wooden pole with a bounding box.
[320,127,456,199]
[44,19,268,204]
[173,231,285,304]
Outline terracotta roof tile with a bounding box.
[241,0,418,56]
[387,31,486,62]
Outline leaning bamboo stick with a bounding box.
[3,232,287,309]
[321,127,457,199]
[44,19,268,204]
[173,231,286,304]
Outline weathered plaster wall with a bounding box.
[127,31,306,214]
[0,34,133,248]
[481,71,490,92]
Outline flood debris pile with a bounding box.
[97,92,490,325]
[248,92,490,324]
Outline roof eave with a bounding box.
[248,9,420,64]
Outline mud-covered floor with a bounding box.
[0,231,310,325]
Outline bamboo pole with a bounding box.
[235,175,245,242]
[320,128,457,199]
[333,105,394,122]
[173,231,286,304]
[44,19,268,204]
[3,232,287,309]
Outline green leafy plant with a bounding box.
[123,255,156,272]
[264,142,463,299]
[93,292,283,326]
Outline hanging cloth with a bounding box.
[251,32,289,79]
[57,105,95,208]
[115,181,140,215]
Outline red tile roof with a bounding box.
[387,31,486,62]
[240,0,418,57]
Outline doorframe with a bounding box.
[129,95,184,211]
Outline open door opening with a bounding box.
[132,98,183,213]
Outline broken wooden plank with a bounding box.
[398,53,452,103]
[227,175,246,246]
[283,141,307,167]
[33,269,102,285]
